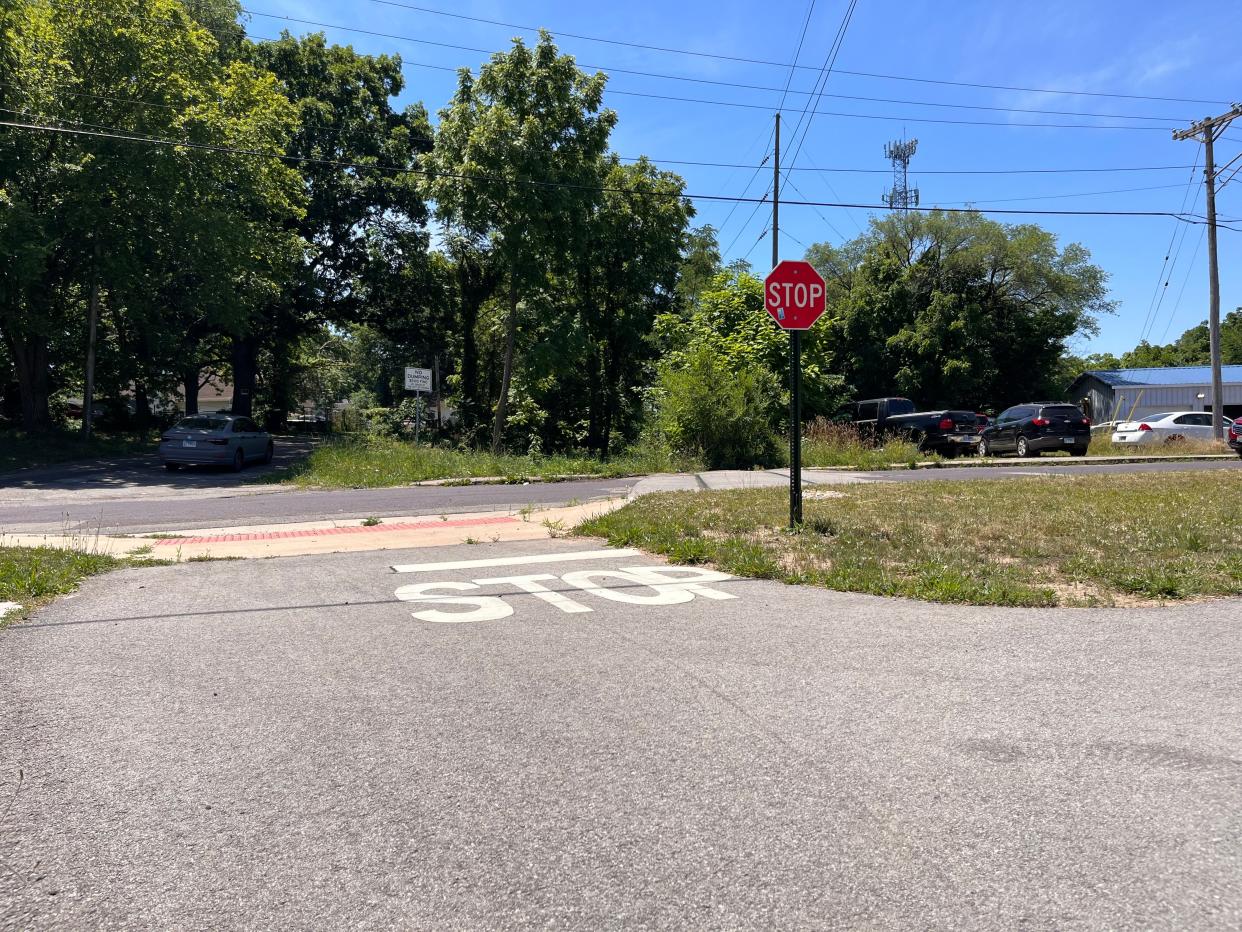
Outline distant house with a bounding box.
[1068,365,1242,423]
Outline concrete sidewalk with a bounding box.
[0,500,625,562]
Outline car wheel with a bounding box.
[164,462,181,471]
[263,441,274,465]
[1164,434,1186,445]
[232,448,245,472]
[1016,436,1037,458]
[977,437,991,457]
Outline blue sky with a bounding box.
[244,0,1242,355]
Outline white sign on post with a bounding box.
[404,367,432,392]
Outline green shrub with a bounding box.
[654,343,782,469]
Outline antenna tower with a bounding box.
[882,137,920,210]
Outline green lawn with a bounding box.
[0,546,146,627]
[0,428,158,473]
[577,471,1242,607]
[271,437,701,488]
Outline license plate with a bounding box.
[952,435,977,444]
[182,440,197,448]
[1062,437,1075,444]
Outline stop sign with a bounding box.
[764,260,827,330]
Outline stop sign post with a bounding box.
[765,260,827,527]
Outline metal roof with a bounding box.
[1076,365,1242,388]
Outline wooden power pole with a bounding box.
[1173,103,1242,441]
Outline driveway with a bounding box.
[1,540,1238,929]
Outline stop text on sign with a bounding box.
[764,259,828,330]
[766,280,824,311]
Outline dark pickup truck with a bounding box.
[838,397,981,456]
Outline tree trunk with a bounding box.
[82,256,100,439]
[230,337,258,417]
[133,381,151,424]
[460,290,479,429]
[586,345,603,454]
[7,332,52,432]
[491,279,518,453]
[182,366,199,415]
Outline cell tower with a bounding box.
[882,137,920,210]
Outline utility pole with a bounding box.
[1173,103,1242,441]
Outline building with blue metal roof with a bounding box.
[1068,365,1242,423]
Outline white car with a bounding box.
[1110,411,1234,445]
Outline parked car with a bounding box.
[159,414,273,471]
[978,403,1092,457]
[1110,411,1235,446]
[1230,421,1242,458]
[839,397,981,456]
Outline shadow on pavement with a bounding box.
[0,436,321,492]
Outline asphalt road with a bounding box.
[1,539,1238,929]
[0,450,1237,535]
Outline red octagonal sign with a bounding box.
[764,260,827,331]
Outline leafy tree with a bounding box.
[656,269,847,419]
[577,157,693,454]
[0,0,301,430]
[676,224,722,307]
[422,31,615,451]
[807,211,1112,409]
[1113,310,1242,369]
[241,33,433,420]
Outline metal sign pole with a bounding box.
[790,330,802,527]
[415,391,421,446]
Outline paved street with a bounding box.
[2,540,1239,929]
[1,451,1237,535]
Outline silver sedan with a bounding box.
[159,415,273,471]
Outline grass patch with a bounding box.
[269,437,701,489]
[802,420,934,470]
[0,427,158,473]
[576,471,1242,607]
[0,546,156,626]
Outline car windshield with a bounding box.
[1040,406,1083,418]
[176,416,229,431]
[1137,413,1176,422]
[887,398,915,415]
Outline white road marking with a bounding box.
[560,570,697,605]
[391,548,641,574]
[394,582,514,623]
[392,560,739,622]
[473,574,593,614]
[0,602,21,617]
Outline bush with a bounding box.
[654,343,782,469]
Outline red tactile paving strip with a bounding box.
[153,514,520,546]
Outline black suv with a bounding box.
[979,403,1092,458]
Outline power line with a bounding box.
[1139,145,1202,342]
[1157,226,1207,343]
[10,81,1206,175]
[345,0,1232,106]
[781,0,859,185]
[934,182,1190,207]
[777,0,817,113]
[42,4,1207,127]
[233,7,1199,128]
[1,118,1227,226]
[605,88,1184,130]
